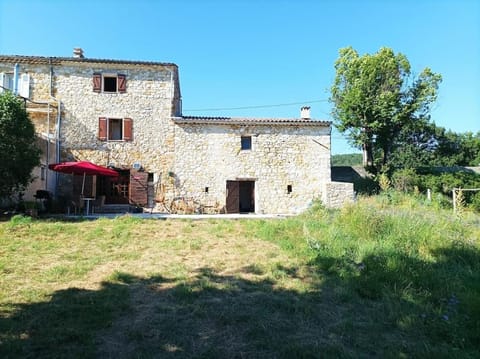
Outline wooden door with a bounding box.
[129,171,148,206]
[101,170,130,204]
[226,180,240,213]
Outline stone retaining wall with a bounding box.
[322,181,355,208]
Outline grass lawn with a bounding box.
[0,193,479,358]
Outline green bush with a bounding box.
[392,168,419,192]
[389,168,480,211]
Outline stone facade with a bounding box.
[173,119,331,214]
[0,52,350,214]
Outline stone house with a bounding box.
[0,49,352,214]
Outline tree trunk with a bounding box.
[362,142,374,168]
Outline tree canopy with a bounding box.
[330,47,442,173]
[0,91,40,199]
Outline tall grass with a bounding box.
[253,193,480,356]
[0,194,479,357]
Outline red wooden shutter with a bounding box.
[123,118,133,141]
[98,117,107,140]
[226,181,240,213]
[118,74,126,93]
[129,171,148,206]
[93,73,102,92]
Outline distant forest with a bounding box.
[331,153,363,166]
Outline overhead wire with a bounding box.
[183,99,329,112]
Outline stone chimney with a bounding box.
[300,106,311,119]
[73,48,84,58]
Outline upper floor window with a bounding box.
[93,73,127,93]
[0,73,30,98]
[241,136,252,150]
[98,117,133,141]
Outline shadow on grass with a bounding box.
[1,246,479,358]
[310,245,480,356]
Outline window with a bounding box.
[98,117,133,141]
[103,76,117,92]
[0,73,14,91]
[0,73,30,97]
[109,118,123,140]
[287,185,292,194]
[93,73,126,93]
[241,136,252,150]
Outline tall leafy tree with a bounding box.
[330,47,441,173]
[0,91,40,199]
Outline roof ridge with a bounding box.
[0,54,177,67]
[176,116,331,126]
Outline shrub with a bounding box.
[392,168,419,192]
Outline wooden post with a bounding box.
[427,188,431,201]
[452,188,457,213]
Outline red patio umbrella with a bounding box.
[48,161,119,196]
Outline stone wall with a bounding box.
[322,181,355,208]
[173,123,331,214]
[1,58,180,201]
[53,61,178,175]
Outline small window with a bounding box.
[109,118,123,140]
[98,117,133,141]
[287,185,293,194]
[241,136,252,150]
[1,73,14,91]
[205,187,209,193]
[0,73,29,97]
[93,73,127,93]
[103,76,117,92]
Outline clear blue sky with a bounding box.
[1,0,479,154]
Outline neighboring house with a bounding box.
[0,49,352,214]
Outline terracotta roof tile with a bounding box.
[175,116,331,126]
[0,55,177,68]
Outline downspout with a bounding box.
[48,58,62,197]
[13,63,19,95]
[45,58,53,191]
[46,102,50,190]
[54,98,61,197]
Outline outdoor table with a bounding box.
[82,197,95,216]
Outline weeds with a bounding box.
[0,194,479,357]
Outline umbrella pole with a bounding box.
[81,172,86,197]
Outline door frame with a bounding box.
[226,179,256,214]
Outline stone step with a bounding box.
[93,204,138,214]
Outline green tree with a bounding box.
[434,129,480,166]
[331,153,363,166]
[330,47,441,173]
[0,91,40,199]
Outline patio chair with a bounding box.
[92,195,106,214]
[67,197,84,216]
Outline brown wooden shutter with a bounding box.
[93,73,102,92]
[118,74,126,93]
[98,117,107,140]
[129,171,148,206]
[226,181,240,213]
[123,118,133,141]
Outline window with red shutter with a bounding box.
[118,74,127,93]
[123,118,133,141]
[93,73,102,92]
[99,117,133,141]
[98,117,107,140]
[94,73,127,93]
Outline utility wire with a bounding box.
[184,99,329,112]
